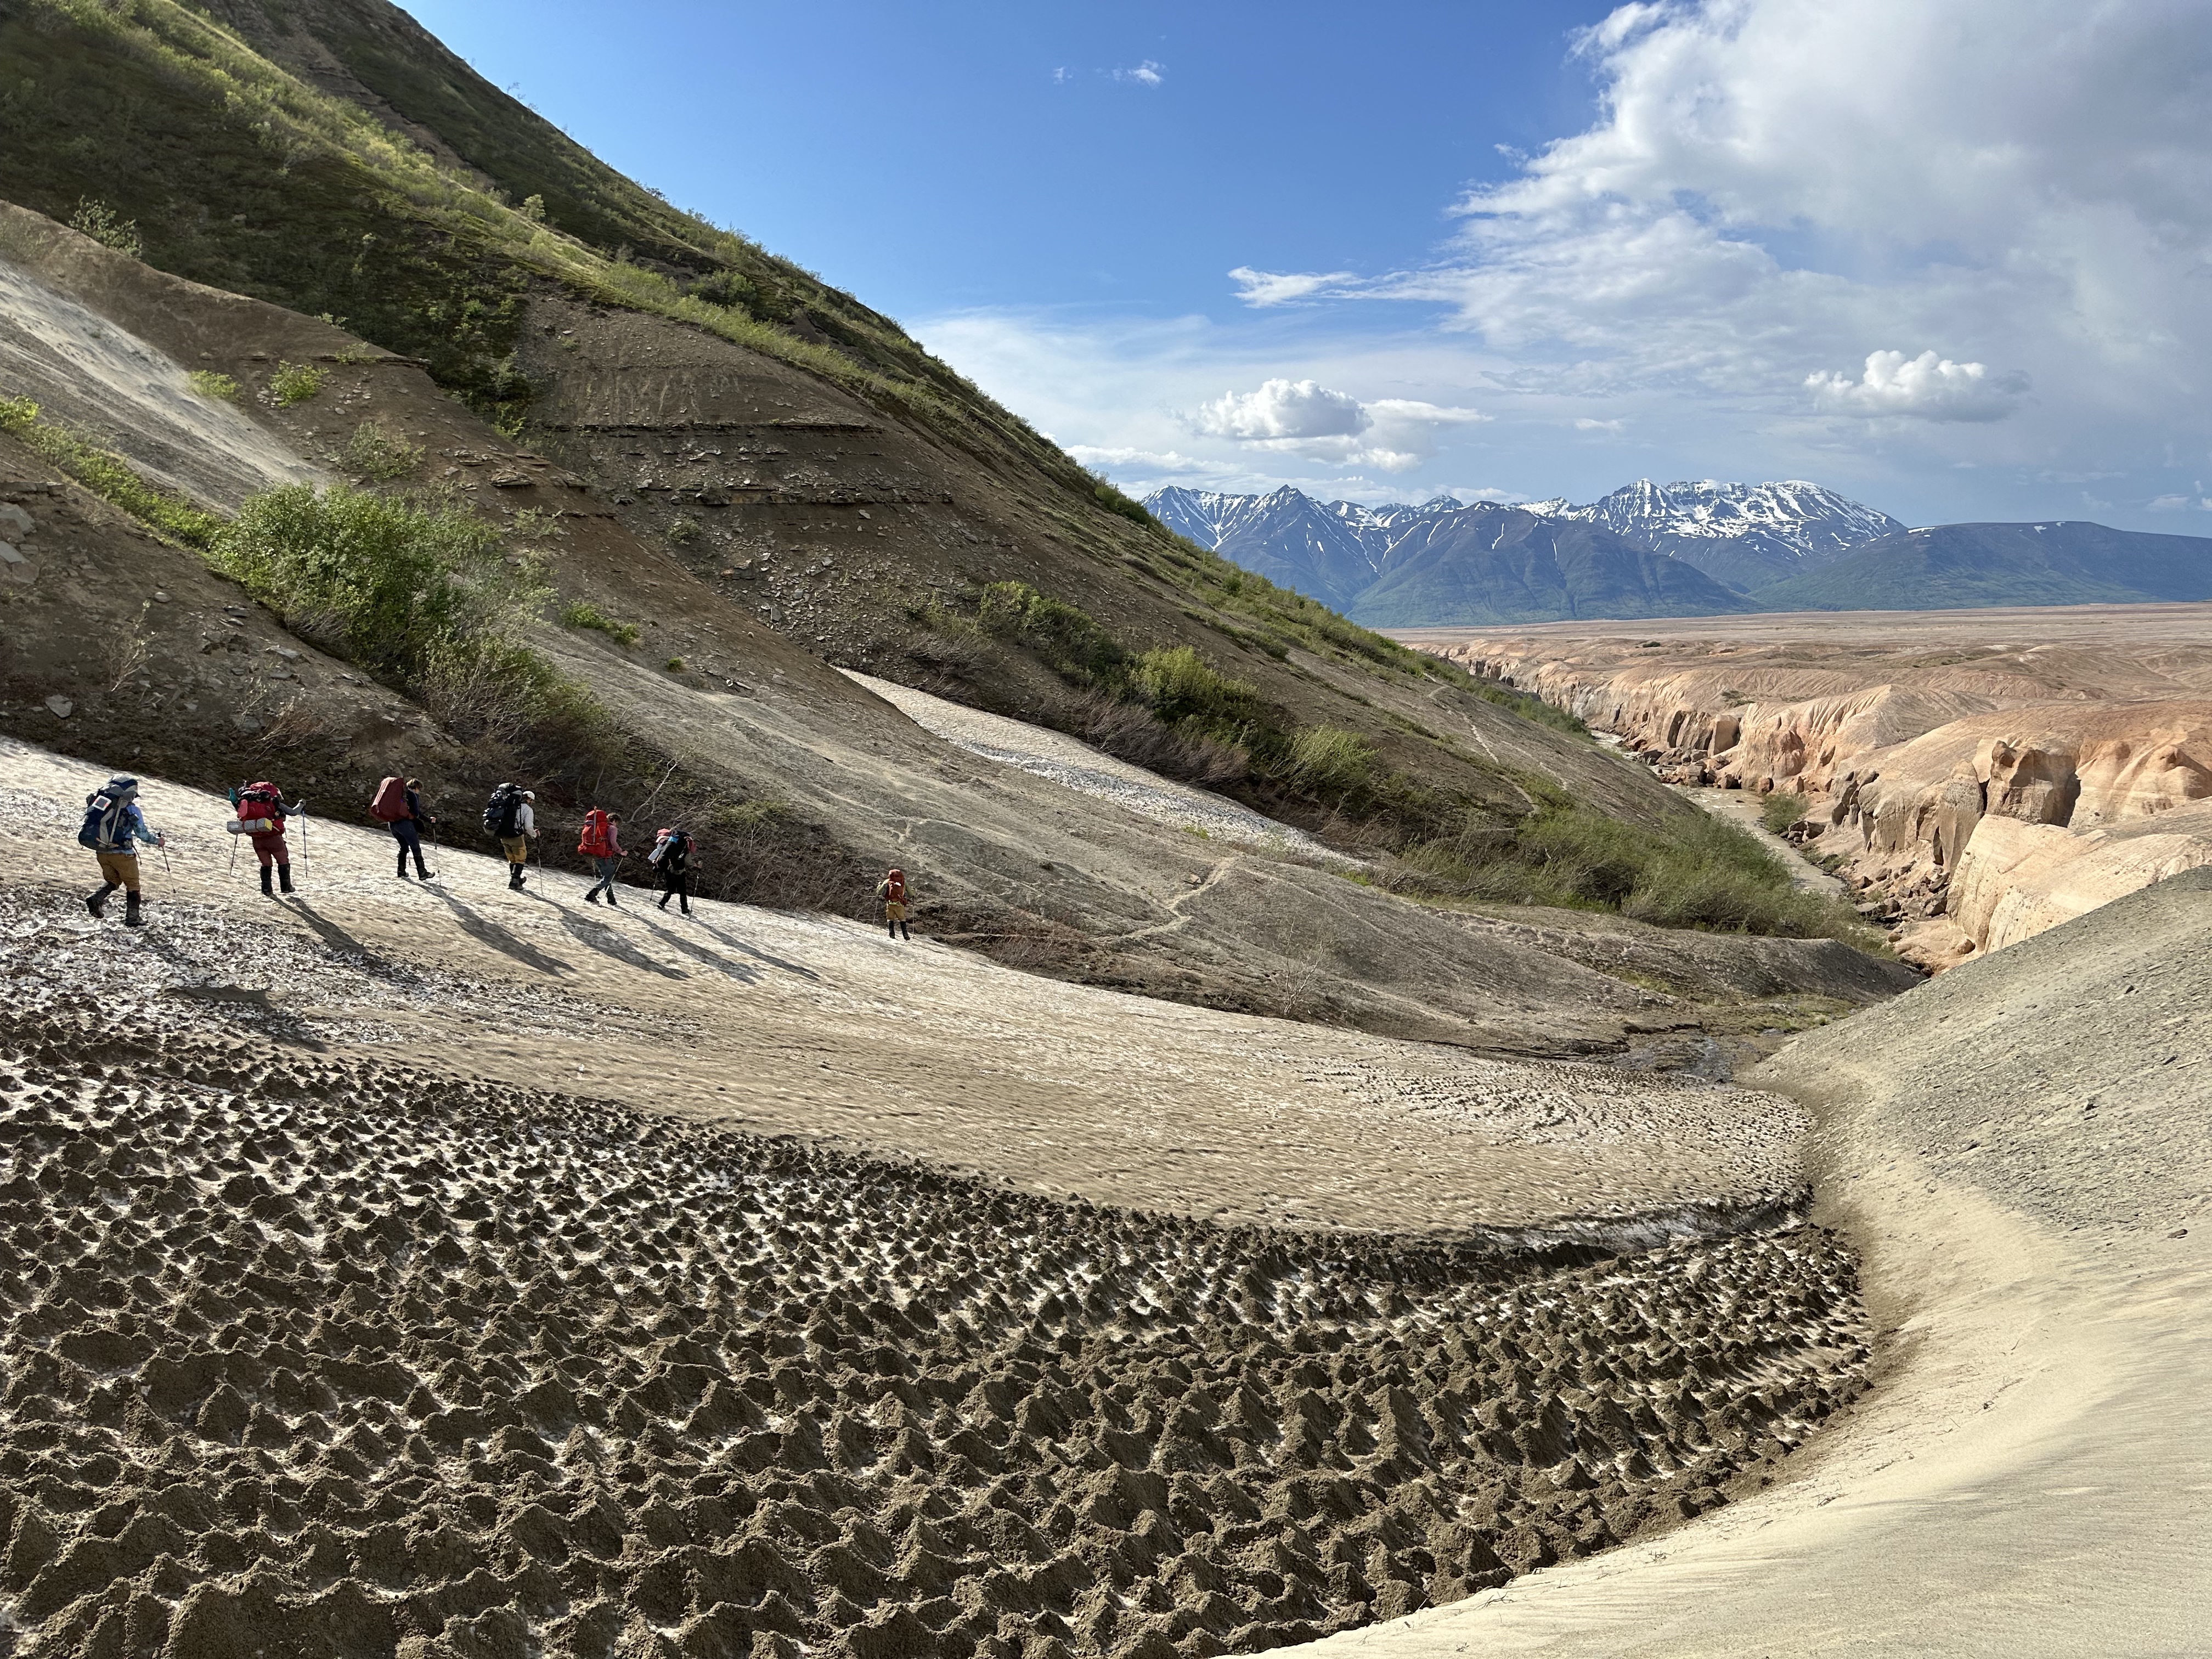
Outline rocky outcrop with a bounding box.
[1415,627,2212,969]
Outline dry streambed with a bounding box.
[0,985,1865,1659]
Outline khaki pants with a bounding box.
[500,836,528,864]
[95,851,140,893]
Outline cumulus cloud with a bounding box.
[1183,380,1487,472]
[1193,379,1369,441]
[1807,351,2030,422]
[1573,417,1626,433]
[1228,267,1357,308]
[1327,0,2212,505]
[2147,492,2211,512]
[1113,60,1165,87]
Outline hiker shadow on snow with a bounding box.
[277,898,409,983]
[627,910,763,985]
[428,891,573,978]
[534,891,687,980]
[680,916,823,981]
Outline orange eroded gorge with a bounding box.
[1396,606,2212,969]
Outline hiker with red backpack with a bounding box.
[875,866,912,941]
[229,780,302,896]
[579,808,625,905]
[370,775,436,881]
[78,775,164,928]
[648,826,695,914]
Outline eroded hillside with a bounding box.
[1407,610,2212,969]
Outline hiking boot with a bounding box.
[657,895,670,910]
[509,867,526,890]
[84,884,114,919]
[278,865,295,894]
[585,889,601,904]
[259,866,273,897]
[680,901,691,916]
[123,893,143,928]
[396,851,411,879]
[605,889,619,907]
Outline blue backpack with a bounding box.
[78,778,138,850]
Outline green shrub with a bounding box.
[213,484,518,672]
[187,370,240,402]
[1282,726,1375,793]
[269,361,326,406]
[342,420,424,481]
[978,580,1126,681]
[1760,789,1810,836]
[67,198,141,259]
[667,516,699,546]
[559,600,641,645]
[666,656,686,672]
[1130,645,1257,728]
[0,397,223,548]
[1092,481,1153,526]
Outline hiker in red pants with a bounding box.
[231,779,302,896]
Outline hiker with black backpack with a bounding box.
[876,866,912,941]
[648,826,695,915]
[370,775,436,881]
[484,783,536,889]
[579,808,625,905]
[229,779,302,896]
[78,775,163,928]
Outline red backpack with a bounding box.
[578,809,614,857]
[369,776,409,822]
[883,869,906,904]
[237,782,283,832]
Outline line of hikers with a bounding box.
[78,773,918,939]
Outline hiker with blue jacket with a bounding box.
[80,775,163,928]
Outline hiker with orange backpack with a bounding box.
[875,866,912,941]
[579,808,625,905]
[229,779,302,896]
[370,775,437,881]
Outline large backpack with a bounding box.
[78,779,136,850]
[235,781,283,834]
[578,809,614,858]
[369,776,409,822]
[883,869,906,904]
[483,783,522,838]
[653,829,691,873]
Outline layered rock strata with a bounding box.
[1408,612,2212,969]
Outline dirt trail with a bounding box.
[1289,866,2212,1656]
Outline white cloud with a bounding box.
[1573,417,1626,433]
[1066,444,1207,473]
[2147,492,2211,512]
[1228,267,1357,308]
[1193,379,1368,441]
[1184,379,1486,472]
[1113,60,1164,87]
[1806,351,2030,422]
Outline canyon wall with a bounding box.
[1408,610,2212,969]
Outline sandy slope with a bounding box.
[1291,866,2212,1657]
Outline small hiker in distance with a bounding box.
[876,866,912,941]
[229,778,302,896]
[484,783,536,889]
[579,808,624,905]
[649,825,695,914]
[370,774,436,881]
[78,775,163,928]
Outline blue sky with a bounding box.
[402,1,2212,531]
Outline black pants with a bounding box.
[658,871,691,912]
[392,819,428,877]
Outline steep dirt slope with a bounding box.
[0,210,1904,1053]
[1302,865,2211,1657]
[0,740,1873,1659]
[1407,610,2212,968]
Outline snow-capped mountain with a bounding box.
[1147,479,1905,611]
[1537,480,1906,592]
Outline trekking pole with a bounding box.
[296,805,308,879]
